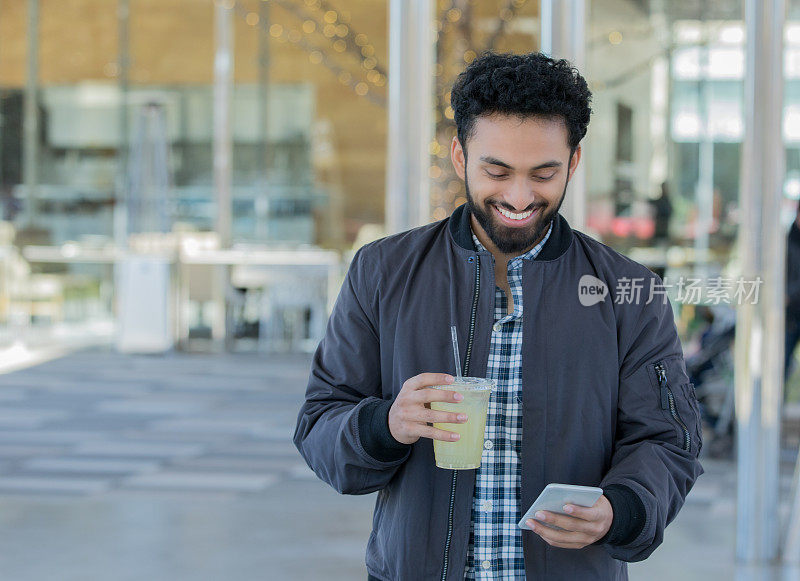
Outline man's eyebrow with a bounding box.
[478,156,562,171]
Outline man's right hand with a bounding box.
[388,373,467,445]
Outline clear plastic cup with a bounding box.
[429,377,495,469]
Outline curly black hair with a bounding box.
[450,51,592,155]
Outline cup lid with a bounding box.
[430,377,495,391]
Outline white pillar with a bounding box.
[385,0,435,234]
[115,0,130,250]
[213,0,234,347]
[214,0,233,248]
[256,0,270,242]
[540,0,586,232]
[736,0,785,564]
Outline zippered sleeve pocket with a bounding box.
[646,355,701,455]
[679,382,703,454]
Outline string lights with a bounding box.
[266,0,387,85]
[233,0,386,106]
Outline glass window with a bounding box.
[586,2,744,263]
[231,0,389,248]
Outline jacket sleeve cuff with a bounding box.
[357,398,411,462]
[595,484,646,547]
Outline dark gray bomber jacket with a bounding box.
[294,204,704,580]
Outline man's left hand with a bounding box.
[525,495,613,549]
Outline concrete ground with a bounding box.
[0,348,796,580]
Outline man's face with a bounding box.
[451,114,581,254]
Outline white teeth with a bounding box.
[497,206,534,220]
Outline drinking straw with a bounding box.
[450,325,462,379]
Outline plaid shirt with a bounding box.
[464,221,553,580]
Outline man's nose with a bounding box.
[502,178,535,212]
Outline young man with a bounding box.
[294,52,703,580]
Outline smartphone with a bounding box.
[517,483,603,530]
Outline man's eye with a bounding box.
[486,172,507,179]
[534,174,556,181]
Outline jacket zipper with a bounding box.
[441,254,481,581]
[654,362,691,451]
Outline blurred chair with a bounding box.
[0,221,64,325]
[0,221,21,323]
[231,263,329,353]
[176,231,221,346]
[9,273,64,325]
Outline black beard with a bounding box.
[465,174,568,254]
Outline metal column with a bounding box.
[213,0,233,348]
[256,0,270,242]
[540,0,586,232]
[385,0,435,234]
[22,0,39,227]
[115,0,130,250]
[736,0,785,564]
[695,39,714,280]
[214,0,233,249]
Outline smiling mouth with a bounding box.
[496,206,535,220]
[491,203,541,226]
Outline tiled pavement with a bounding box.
[0,348,375,581]
[0,348,310,497]
[0,348,798,580]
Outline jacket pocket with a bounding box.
[680,382,703,454]
[647,355,699,455]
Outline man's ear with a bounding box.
[451,136,466,180]
[568,145,582,180]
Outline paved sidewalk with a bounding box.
[0,348,308,497]
[0,348,796,580]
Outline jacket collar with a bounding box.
[447,202,573,261]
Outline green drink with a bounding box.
[430,377,495,470]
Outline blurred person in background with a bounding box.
[785,202,800,397]
[294,51,703,580]
[650,181,673,245]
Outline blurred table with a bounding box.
[177,246,342,352]
[22,244,124,264]
[21,243,343,352]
